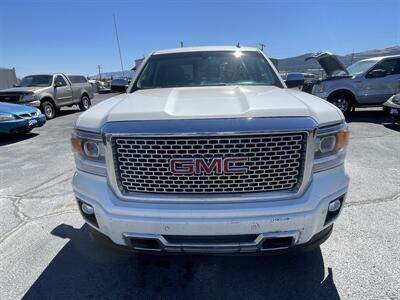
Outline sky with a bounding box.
[0,0,399,77]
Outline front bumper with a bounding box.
[72,164,349,253]
[0,114,46,134]
[383,100,400,121]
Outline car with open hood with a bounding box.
[308,52,400,114]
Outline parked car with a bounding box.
[383,93,400,123]
[71,46,349,254]
[0,74,94,119]
[0,102,46,134]
[110,78,130,93]
[308,52,400,114]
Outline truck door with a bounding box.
[54,75,73,106]
[358,58,400,105]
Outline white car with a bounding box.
[71,46,349,254]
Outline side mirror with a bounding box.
[285,73,305,88]
[367,69,386,78]
[54,81,63,88]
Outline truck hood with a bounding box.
[306,52,349,77]
[76,86,344,131]
[0,86,47,94]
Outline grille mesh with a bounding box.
[113,133,306,194]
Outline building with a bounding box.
[0,67,18,90]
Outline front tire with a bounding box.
[41,101,56,119]
[329,95,352,115]
[79,95,91,111]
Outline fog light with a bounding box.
[328,199,341,212]
[81,202,94,215]
[325,196,344,225]
[77,199,98,227]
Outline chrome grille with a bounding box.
[113,133,306,194]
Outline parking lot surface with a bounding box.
[0,94,399,299]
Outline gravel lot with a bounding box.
[0,93,399,299]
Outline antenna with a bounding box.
[259,43,266,51]
[113,14,125,77]
[97,65,102,81]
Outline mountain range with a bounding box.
[277,45,400,73]
[90,45,400,79]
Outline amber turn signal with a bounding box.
[336,128,349,150]
[71,136,83,155]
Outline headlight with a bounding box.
[314,124,349,172]
[71,130,106,176]
[391,94,400,105]
[36,108,42,115]
[313,83,325,94]
[0,113,17,121]
[21,94,35,102]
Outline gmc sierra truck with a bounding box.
[71,46,350,254]
[0,74,93,119]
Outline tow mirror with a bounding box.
[285,73,305,88]
[367,69,386,78]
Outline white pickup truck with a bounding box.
[71,46,349,254]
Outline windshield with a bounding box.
[19,75,53,87]
[347,60,378,76]
[135,51,282,89]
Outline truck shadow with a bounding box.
[347,109,391,124]
[0,132,39,146]
[23,224,340,300]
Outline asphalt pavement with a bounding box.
[0,94,399,299]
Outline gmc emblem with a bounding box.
[169,157,248,175]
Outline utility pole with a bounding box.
[180,41,184,48]
[259,43,266,51]
[98,65,102,81]
[113,14,125,78]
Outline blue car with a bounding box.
[0,102,46,134]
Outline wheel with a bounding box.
[41,101,56,119]
[329,95,352,115]
[79,95,91,111]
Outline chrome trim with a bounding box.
[103,117,318,203]
[103,117,317,136]
[316,122,347,136]
[123,231,300,253]
[313,150,346,173]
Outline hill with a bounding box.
[277,45,400,73]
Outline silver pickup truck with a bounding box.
[0,74,94,119]
[308,52,400,114]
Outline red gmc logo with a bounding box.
[169,157,248,175]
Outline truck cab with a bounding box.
[0,73,94,119]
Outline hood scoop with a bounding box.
[164,86,250,117]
